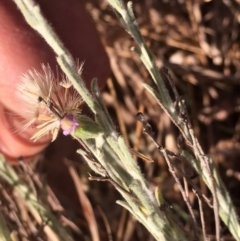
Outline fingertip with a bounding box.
[0,0,110,161]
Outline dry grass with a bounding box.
[0,0,240,240]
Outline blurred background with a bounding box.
[1,0,240,240]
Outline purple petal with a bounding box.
[60,114,79,136]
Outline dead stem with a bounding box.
[137,112,199,239]
[194,190,208,241]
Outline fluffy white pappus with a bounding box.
[17,63,83,142]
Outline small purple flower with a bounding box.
[60,114,79,136]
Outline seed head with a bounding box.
[17,64,83,142]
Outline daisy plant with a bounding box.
[17,63,104,142]
[5,0,187,240]
[0,1,238,241]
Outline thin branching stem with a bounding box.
[188,128,221,241]
[162,53,221,240]
[137,112,199,239]
[159,148,198,237]
[194,190,208,241]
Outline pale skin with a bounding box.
[0,0,110,162]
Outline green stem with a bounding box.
[13,0,96,112]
